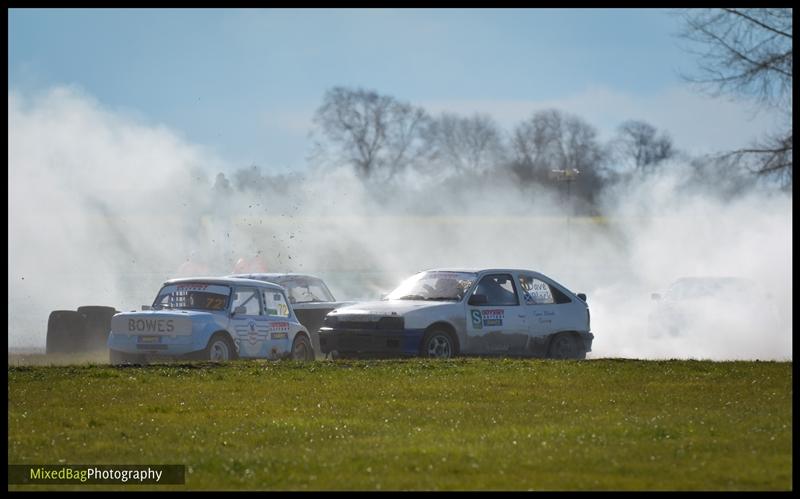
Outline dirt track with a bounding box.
[8,351,111,366]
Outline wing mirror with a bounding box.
[651,293,662,301]
[232,305,247,316]
[577,293,587,302]
[468,294,488,306]
[142,305,152,311]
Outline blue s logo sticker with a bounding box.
[471,309,483,329]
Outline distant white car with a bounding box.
[318,268,593,359]
[107,277,314,364]
[648,276,781,338]
[227,273,355,357]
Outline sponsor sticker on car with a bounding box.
[271,321,290,339]
[471,309,505,328]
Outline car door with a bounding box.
[262,288,294,358]
[518,274,575,354]
[230,286,269,358]
[465,273,528,354]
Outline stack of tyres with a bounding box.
[77,306,118,352]
[45,306,118,355]
[45,311,87,354]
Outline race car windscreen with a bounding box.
[153,283,231,311]
[283,278,336,304]
[384,271,477,301]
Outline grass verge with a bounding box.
[7,358,792,490]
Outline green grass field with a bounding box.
[7,358,792,491]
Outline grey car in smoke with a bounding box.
[227,273,354,358]
[648,276,781,338]
[318,268,593,359]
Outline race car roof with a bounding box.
[423,268,544,275]
[227,273,323,281]
[163,276,286,290]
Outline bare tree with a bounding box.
[312,86,433,180]
[510,109,564,182]
[384,100,434,177]
[615,120,675,172]
[562,115,606,174]
[678,8,792,186]
[430,112,507,174]
[511,110,605,175]
[719,130,792,187]
[510,109,606,209]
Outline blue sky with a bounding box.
[8,8,780,172]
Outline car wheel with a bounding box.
[420,329,455,359]
[206,334,236,362]
[291,333,314,361]
[548,333,584,359]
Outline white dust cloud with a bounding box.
[8,87,792,359]
[589,168,792,360]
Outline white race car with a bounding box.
[319,268,593,359]
[107,277,314,364]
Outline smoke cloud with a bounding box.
[8,87,792,360]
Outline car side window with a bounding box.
[284,278,336,304]
[519,275,572,305]
[473,274,519,306]
[231,287,262,315]
[263,290,290,318]
[518,275,554,305]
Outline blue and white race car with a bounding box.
[318,268,593,359]
[107,277,314,363]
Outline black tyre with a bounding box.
[420,328,457,359]
[109,349,145,365]
[291,333,314,361]
[205,333,237,362]
[77,306,118,352]
[46,310,87,355]
[548,333,585,360]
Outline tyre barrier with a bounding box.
[46,310,88,355]
[46,306,119,355]
[77,305,118,352]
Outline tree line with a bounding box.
[213,8,791,212]
[309,86,684,210]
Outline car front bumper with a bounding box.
[318,327,426,357]
[107,333,205,357]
